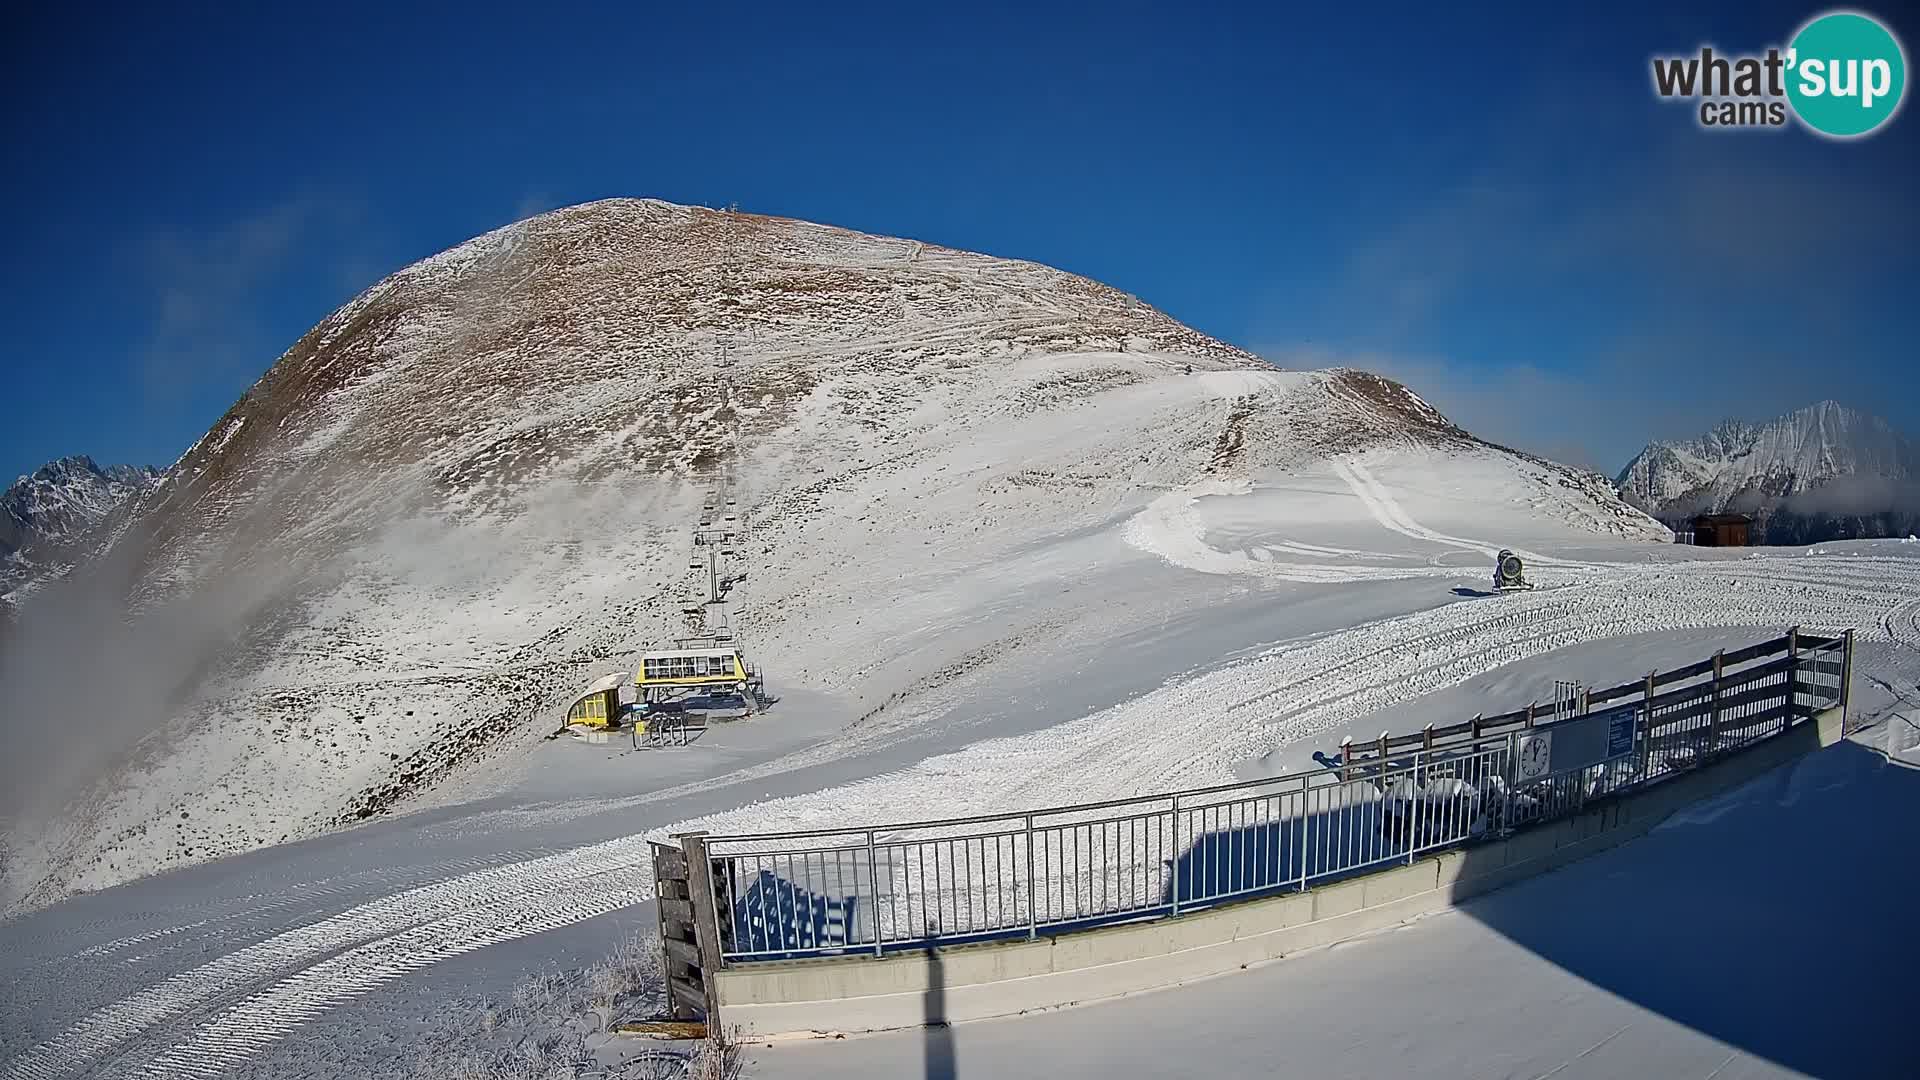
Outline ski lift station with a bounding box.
[560,638,769,735]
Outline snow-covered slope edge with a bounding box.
[0,198,1662,913]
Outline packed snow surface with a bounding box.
[4,200,1918,1080]
[4,445,1919,1080]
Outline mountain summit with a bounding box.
[0,198,1660,910]
[1616,402,1919,533]
[1,455,160,608]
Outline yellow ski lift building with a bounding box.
[637,646,747,688]
[563,671,629,730]
[635,639,767,715]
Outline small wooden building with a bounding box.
[1691,513,1752,547]
[563,671,630,730]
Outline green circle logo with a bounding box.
[1787,11,1907,137]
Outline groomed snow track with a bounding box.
[8,464,1920,1079]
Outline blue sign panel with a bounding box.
[1605,706,1638,759]
[1541,703,1641,774]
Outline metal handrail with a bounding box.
[691,628,1851,963]
[701,629,1834,850]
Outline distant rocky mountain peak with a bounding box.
[1615,401,1919,541]
[1,455,163,607]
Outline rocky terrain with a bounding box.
[1617,401,1920,542]
[0,198,1664,912]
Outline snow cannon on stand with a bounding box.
[1493,549,1534,592]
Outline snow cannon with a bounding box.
[1493,549,1533,591]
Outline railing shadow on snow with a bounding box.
[1148,732,1914,1079]
[1437,735,1916,1080]
[723,867,862,962]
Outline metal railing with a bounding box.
[693,629,1851,964]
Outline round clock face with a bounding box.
[1518,734,1551,778]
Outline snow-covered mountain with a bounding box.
[1616,402,1920,533]
[0,198,1664,911]
[0,455,161,609]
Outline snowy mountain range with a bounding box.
[1615,401,1920,540]
[0,455,161,610]
[0,198,1665,912]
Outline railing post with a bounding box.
[1420,724,1434,788]
[866,829,883,957]
[1021,807,1036,933]
[1502,731,1517,833]
[1168,796,1182,916]
[1641,671,1656,784]
[1338,737,1353,782]
[1708,650,1725,762]
[1841,628,1856,725]
[677,831,724,1023]
[1786,625,1801,725]
[1525,702,1537,728]
[1295,778,1310,891]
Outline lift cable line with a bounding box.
[556,202,774,744]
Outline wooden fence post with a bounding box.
[653,841,706,1022]
[678,831,724,1024]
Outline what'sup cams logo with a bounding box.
[1651,9,1907,137]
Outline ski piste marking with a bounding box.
[1882,595,1920,656]
[11,530,1920,1077]
[121,862,653,1080]
[0,842,652,1080]
[2,846,558,975]
[1331,455,1574,568]
[1121,478,1478,584]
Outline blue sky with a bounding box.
[2,1,1914,482]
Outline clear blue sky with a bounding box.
[2,1,1914,481]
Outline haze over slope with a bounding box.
[0,198,1663,912]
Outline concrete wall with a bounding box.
[715,706,1848,1038]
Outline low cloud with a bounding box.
[1258,344,1630,474]
[1778,474,1920,517]
[513,191,561,223]
[1258,340,1900,479]
[1249,129,1916,475]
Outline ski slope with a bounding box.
[5,441,1920,1080]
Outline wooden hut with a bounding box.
[563,671,630,730]
[1691,513,1752,547]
